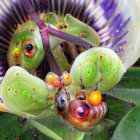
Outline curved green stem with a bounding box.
[29,118,63,140]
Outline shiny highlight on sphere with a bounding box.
[88,90,102,106]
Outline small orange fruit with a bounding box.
[56,24,61,29]
[53,79,62,88]
[64,23,68,28]
[45,74,56,84]
[61,73,72,86]
[88,90,102,106]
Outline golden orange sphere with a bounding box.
[88,90,102,106]
[45,75,56,84]
[61,73,72,86]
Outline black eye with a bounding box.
[60,96,65,104]
[60,25,63,29]
[76,90,86,100]
[26,44,33,52]
[12,23,18,30]
[18,117,27,124]
[64,23,68,28]
[60,42,67,49]
[56,95,67,111]
[54,87,70,111]
[23,40,36,57]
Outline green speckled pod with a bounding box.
[70,47,125,92]
[1,66,54,116]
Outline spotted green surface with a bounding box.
[70,47,125,92]
[112,106,140,140]
[40,12,101,47]
[64,14,100,47]
[40,12,59,25]
[0,113,29,140]
[107,67,140,105]
[7,21,45,72]
[1,66,54,116]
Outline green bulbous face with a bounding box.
[1,66,54,116]
[7,13,101,74]
[7,21,45,72]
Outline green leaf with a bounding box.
[112,106,140,140]
[20,127,48,140]
[83,125,110,140]
[32,108,85,140]
[107,67,140,104]
[0,113,29,139]
[105,95,132,125]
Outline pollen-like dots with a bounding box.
[32,87,36,91]
[80,32,86,38]
[7,87,11,92]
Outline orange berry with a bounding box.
[64,23,68,28]
[88,90,102,106]
[56,24,63,29]
[53,79,62,88]
[61,73,72,86]
[45,74,56,84]
[56,24,61,29]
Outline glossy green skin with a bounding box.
[7,21,45,72]
[70,47,125,92]
[112,106,140,140]
[1,66,54,116]
[40,12,59,25]
[40,13,100,47]
[64,14,100,47]
[2,48,125,115]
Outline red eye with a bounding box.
[23,40,36,57]
[73,105,89,120]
